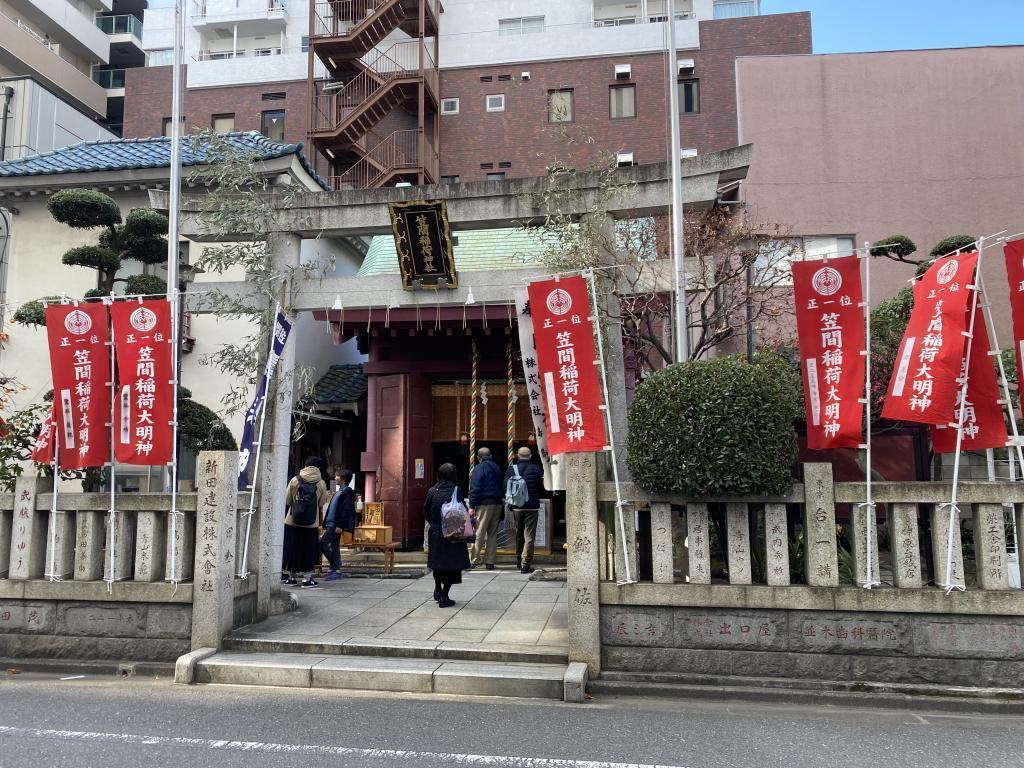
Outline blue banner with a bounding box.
[237,311,292,489]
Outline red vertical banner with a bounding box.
[792,255,866,449]
[45,303,111,470]
[31,405,55,464]
[1004,239,1024,417]
[110,300,175,465]
[526,275,608,455]
[931,303,1008,453]
[881,251,979,424]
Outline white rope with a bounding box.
[857,245,880,588]
[941,238,987,593]
[585,268,634,585]
[238,301,281,579]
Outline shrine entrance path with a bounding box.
[228,569,568,658]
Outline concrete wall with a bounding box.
[439,13,811,182]
[0,76,115,160]
[736,46,1024,333]
[601,604,1024,687]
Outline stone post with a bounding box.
[725,503,752,584]
[263,232,301,614]
[852,505,881,587]
[764,503,790,586]
[255,450,279,618]
[611,504,638,584]
[672,507,688,581]
[930,506,965,590]
[974,504,1009,590]
[44,506,75,580]
[686,502,711,584]
[566,452,601,676]
[803,463,839,587]
[103,511,136,582]
[165,509,195,583]
[192,450,239,650]
[0,508,12,577]
[649,502,674,584]
[889,503,922,589]
[74,511,105,581]
[134,511,167,582]
[9,477,47,580]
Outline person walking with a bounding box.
[321,468,356,581]
[504,446,545,574]
[468,446,504,570]
[423,463,471,608]
[282,458,327,587]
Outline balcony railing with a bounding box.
[92,68,126,88]
[191,0,286,19]
[1,9,57,51]
[593,11,693,26]
[96,14,143,38]
[195,45,302,60]
[312,0,440,39]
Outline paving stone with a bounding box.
[377,618,448,641]
[195,651,326,687]
[311,656,440,692]
[430,629,490,642]
[433,661,565,699]
[484,628,544,644]
[443,609,503,630]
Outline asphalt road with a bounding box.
[0,671,1022,768]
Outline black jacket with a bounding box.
[504,460,545,510]
[468,457,504,507]
[423,481,471,573]
[324,487,356,531]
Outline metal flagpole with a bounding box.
[858,243,879,588]
[586,268,634,585]
[45,426,60,582]
[238,302,281,578]
[165,0,185,587]
[666,0,688,364]
[105,301,117,593]
[940,237,986,593]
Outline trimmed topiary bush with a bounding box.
[626,353,799,497]
[870,235,916,261]
[124,273,168,296]
[47,189,121,229]
[931,234,974,258]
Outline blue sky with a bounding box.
[762,0,1024,53]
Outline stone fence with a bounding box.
[566,458,1024,690]
[0,452,261,661]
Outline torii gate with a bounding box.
[154,145,752,661]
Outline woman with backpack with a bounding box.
[423,463,471,608]
[282,458,328,587]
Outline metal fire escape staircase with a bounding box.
[308,0,439,189]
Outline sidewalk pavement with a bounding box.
[235,569,568,647]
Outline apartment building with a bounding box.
[122,0,811,188]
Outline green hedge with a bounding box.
[626,352,799,497]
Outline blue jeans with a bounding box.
[320,531,342,571]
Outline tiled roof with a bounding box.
[0,131,328,189]
[357,227,548,277]
[312,364,367,406]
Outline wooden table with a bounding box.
[340,541,398,575]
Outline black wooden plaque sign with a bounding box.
[388,199,457,290]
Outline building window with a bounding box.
[756,236,855,286]
[485,94,505,113]
[147,48,173,66]
[713,0,759,19]
[547,89,574,123]
[678,80,699,114]
[301,35,309,52]
[610,85,636,119]
[441,175,460,184]
[211,113,235,132]
[261,110,285,141]
[162,117,186,136]
[498,16,544,36]
[486,172,506,181]
[261,92,286,101]
[254,47,281,56]
[441,98,460,115]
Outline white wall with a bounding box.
[438,0,703,69]
[1,77,115,160]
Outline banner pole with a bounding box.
[106,307,117,593]
[45,427,60,582]
[858,243,879,588]
[238,301,281,578]
[469,337,478,484]
[586,268,633,585]
[941,238,985,594]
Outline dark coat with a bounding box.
[424,480,471,573]
[504,460,545,510]
[324,487,356,532]
[469,457,504,507]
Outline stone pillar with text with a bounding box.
[566,452,601,676]
[191,451,239,650]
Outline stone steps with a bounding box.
[192,650,575,700]
[223,634,569,665]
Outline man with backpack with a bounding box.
[504,446,546,574]
[468,447,504,570]
[282,458,328,587]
